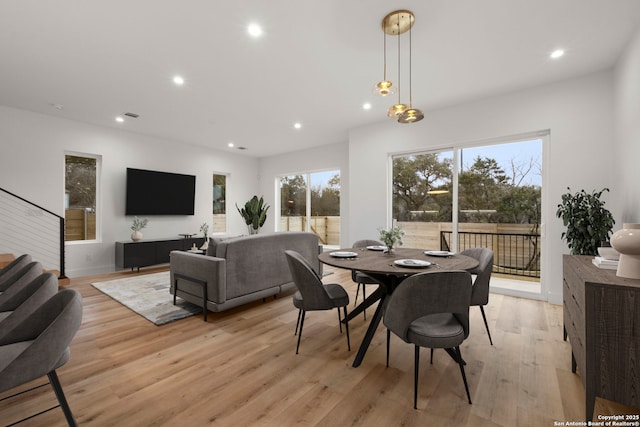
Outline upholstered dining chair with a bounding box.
[0,261,43,304]
[0,272,59,340]
[284,250,350,354]
[460,248,494,345]
[0,288,83,427]
[351,239,384,320]
[384,270,473,408]
[0,254,33,292]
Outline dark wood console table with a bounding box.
[563,255,640,420]
[116,237,205,270]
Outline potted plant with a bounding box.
[556,188,615,255]
[379,225,405,252]
[236,196,270,235]
[130,216,148,242]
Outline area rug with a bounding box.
[92,271,202,325]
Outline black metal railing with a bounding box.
[0,187,66,278]
[441,230,540,278]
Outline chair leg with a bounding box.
[455,346,472,404]
[479,306,493,345]
[354,283,361,306]
[362,283,366,320]
[47,370,78,427]
[386,329,391,367]
[337,308,343,333]
[343,306,351,351]
[414,345,420,409]
[430,348,434,364]
[296,310,306,354]
[295,309,302,336]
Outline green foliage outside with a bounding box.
[392,154,541,227]
[280,174,340,217]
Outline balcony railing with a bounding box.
[441,230,540,278]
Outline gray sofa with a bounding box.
[169,231,321,315]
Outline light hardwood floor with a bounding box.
[1,265,590,426]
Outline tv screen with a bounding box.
[125,168,196,215]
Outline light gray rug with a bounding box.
[92,271,201,325]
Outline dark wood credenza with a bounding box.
[563,255,640,420]
[116,237,205,270]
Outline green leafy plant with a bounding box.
[378,226,405,251]
[556,188,615,255]
[236,196,270,234]
[130,216,148,231]
[200,222,209,239]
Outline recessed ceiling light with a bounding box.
[173,75,185,85]
[363,102,372,110]
[550,49,565,59]
[248,23,263,38]
[115,116,124,123]
[293,122,302,129]
[228,142,234,148]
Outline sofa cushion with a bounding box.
[206,236,239,257]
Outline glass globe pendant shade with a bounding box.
[373,80,396,97]
[398,108,424,123]
[387,103,408,118]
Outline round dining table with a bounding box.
[318,247,479,367]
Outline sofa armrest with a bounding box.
[169,251,226,304]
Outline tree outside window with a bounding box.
[65,154,97,241]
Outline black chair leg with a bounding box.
[48,370,78,427]
[362,283,366,320]
[479,306,493,345]
[430,348,434,364]
[455,346,472,404]
[386,329,391,367]
[354,283,361,306]
[414,345,420,409]
[296,311,306,354]
[295,309,302,335]
[337,308,343,334]
[343,306,351,351]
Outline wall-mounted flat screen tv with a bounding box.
[125,168,196,215]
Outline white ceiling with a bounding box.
[2,1,640,158]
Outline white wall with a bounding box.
[614,26,640,223]
[258,142,349,245]
[0,106,258,276]
[349,70,616,304]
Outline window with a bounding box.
[212,173,227,234]
[278,170,340,246]
[392,136,543,295]
[65,154,99,242]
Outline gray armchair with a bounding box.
[0,272,59,340]
[460,248,494,345]
[0,288,83,426]
[384,270,473,408]
[285,250,350,354]
[0,254,34,292]
[351,239,384,320]
[0,262,43,304]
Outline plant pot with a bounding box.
[248,225,260,235]
[131,230,143,242]
[611,223,640,279]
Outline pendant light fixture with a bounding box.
[397,10,424,124]
[373,28,396,96]
[387,11,407,118]
[377,10,423,123]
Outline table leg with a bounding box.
[352,293,387,367]
[344,287,384,322]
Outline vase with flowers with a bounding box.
[379,226,404,253]
[130,216,148,241]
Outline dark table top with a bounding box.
[319,247,479,275]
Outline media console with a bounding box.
[115,237,205,270]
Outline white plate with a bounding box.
[366,245,387,251]
[394,259,432,268]
[329,251,358,258]
[424,250,455,257]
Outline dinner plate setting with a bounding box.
[423,250,455,257]
[394,259,432,268]
[329,251,359,258]
[366,245,387,251]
